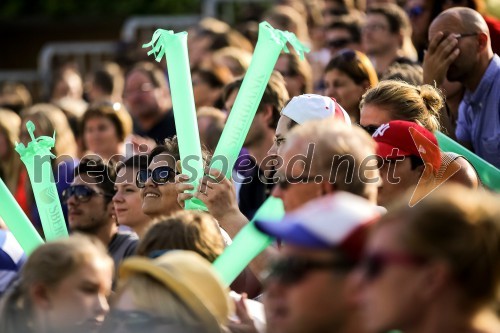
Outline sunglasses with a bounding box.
[61,185,112,203]
[101,310,179,332]
[453,32,478,40]
[358,124,380,135]
[360,252,426,281]
[264,256,355,285]
[407,5,425,19]
[136,166,178,188]
[328,38,352,49]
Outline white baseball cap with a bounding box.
[281,94,351,126]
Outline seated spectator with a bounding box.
[324,49,379,123]
[0,109,28,214]
[254,191,381,333]
[50,63,88,117]
[197,106,226,154]
[0,82,32,114]
[0,235,113,333]
[85,62,124,104]
[104,251,232,333]
[138,137,187,219]
[381,62,424,85]
[371,120,474,208]
[325,14,364,57]
[362,4,417,76]
[269,94,351,158]
[359,80,481,189]
[80,102,133,162]
[263,5,311,47]
[441,0,500,54]
[192,67,231,109]
[356,184,500,333]
[427,7,500,167]
[63,158,138,271]
[113,155,152,238]
[123,62,175,144]
[405,0,442,62]
[275,52,313,98]
[222,72,289,220]
[189,18,253,70]
[272,118,379,211]
[177,95,352,284]
[211,46,252,78]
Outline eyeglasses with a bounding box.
[453,32,478,40]
[136,166,178,188]
[263,256,355,285]
[274,173,318,190]
[101,310,180,332]
[62,185,112,203]
[358,124,380,135]
[328,38,352,49]
[360,251,426,281]
[407,5,425,19]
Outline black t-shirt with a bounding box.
[133,108,176,144]
[236,157,274,220]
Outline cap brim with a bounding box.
[376,142,412,159]
[255,220,330,248]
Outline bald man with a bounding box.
[426,8,500,168]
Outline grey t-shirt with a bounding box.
[108,231,138,268]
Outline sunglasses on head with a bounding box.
[263,256,355,285]
[136,166,178,188]
[61,184,112,203]
[101,310,178,332]
[360,252,426,281]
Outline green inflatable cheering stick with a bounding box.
[15,121,68,241]
[210,22,310,178]
[143,29,206,211]
[0,178,44,255]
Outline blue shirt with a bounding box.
[0,230,26,295]
[456,54,500,168]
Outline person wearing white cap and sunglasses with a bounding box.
[175,94,353,287]
[255,191,381,333]
[268,93,351,158]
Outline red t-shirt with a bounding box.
[14,169,29,216]
[485,15,500,55]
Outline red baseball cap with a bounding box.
[372,121,441,172]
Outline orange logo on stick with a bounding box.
[408,127,461,207]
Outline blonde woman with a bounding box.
[359,80,480,189]
[0,235,113,333]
